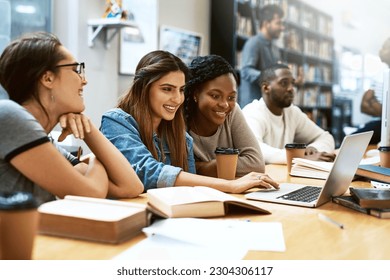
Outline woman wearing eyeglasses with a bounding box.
[0,32,143,205]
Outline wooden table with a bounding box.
[33,164,390,260]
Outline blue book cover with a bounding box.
[355,165,390,183]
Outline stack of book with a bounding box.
[332,188,390,218]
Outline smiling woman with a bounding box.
[148,71,186,132]
[101,50,194,190]
[184,54,266,178]
[0,32,143,205]
[101,51,279,194]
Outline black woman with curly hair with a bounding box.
[184,55,272,181]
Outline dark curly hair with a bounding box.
[184,55,237,129]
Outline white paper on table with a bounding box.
[142,218,286,252]
[113,234,247,260]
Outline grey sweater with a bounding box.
[189,105,265,176]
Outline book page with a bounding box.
[290,165,329,179]
[292,158,333,171]
[147,186,238,206]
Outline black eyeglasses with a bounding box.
[56,62,85,80]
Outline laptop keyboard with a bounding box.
[277,186,321,202]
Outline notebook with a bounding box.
[245,131,373,208]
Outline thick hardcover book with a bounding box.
[38,196,148,243]
[355,165,390,183]
[349,187,390,209]
[369,208,390,218]
[332,195,390,218]
[147,186,271,218]
[332,195,369,214]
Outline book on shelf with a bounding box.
[38,195,149,244]
[349,187,390,209]
[332,195,390,219]
[147,186,270,218]
[355,164,390,184]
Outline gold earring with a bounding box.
[51,94,55,103]
[194,97,197,103]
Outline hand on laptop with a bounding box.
[227,172,280,194]
[304,147,336,162]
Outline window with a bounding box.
[0,0,52,99]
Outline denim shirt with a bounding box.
[100,108,196,190]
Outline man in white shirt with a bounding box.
[242,63,336,164]
[354,37,390,144]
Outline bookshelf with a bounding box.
[332,97,353,147]
[210,0,335,133]
[210,0,257,75]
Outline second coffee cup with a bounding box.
[378,146,390,168]
[215,147,240,180]
[285,143,307,174]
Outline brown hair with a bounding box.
[118,50,190,170]
[0,32,65,123]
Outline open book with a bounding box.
[290,158,333,179]
[290,156,380,180]
[38,195,148,244]
[147,186,270,218]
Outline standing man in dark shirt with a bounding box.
[239,4,284,107]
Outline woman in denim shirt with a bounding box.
[101,50,279,193]
[101,109,195,189]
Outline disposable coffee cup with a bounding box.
[0,192,38,260]
[285,143,307,174]
[215,147,240,180]
[378,146,390,168]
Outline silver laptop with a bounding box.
[245,131,373,208]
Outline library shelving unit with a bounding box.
[210,0,335,134]
[210,0,257,78]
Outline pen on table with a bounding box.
[318,213,344,229]
[77,146,83,161]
